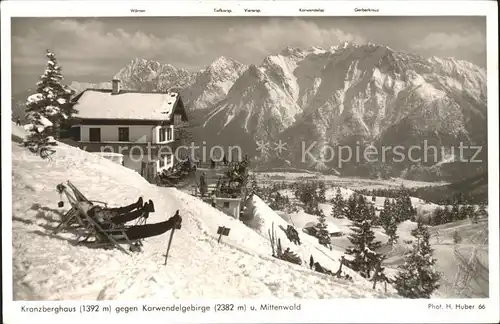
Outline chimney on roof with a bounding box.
[112,79,121,94]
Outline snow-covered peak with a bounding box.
[112,58,195,92]
[181,56,248,110]
[208,56,240,69]
[280,46,307,58]
[307,46,327,55]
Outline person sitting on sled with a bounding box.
[86,198,182,241]
[116,210,182,241]
[84,197,155,225]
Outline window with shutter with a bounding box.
[167,127,173,141]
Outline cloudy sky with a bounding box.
[11,16,486,94]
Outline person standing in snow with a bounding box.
[314,262,325,274]
[309,255,314,269]
[16,117,21,126]
[211,191,217,208]
[199,172,207,198]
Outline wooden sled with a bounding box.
[54,181,147,233]
[53,182,147,254]
[74,203,141,255]
[54,181,109,233]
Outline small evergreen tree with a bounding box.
[315,209,331,248]
[318,181,326,203]
[250,174,260,196]
[24,50,74,151]
[344,199,382,279]
[394,185,416,222]
[394,221,441,298]
[345,194,358,221]
[451,200,460,221]
[457,205,470,221]
[269,192,286,210]
[379,198,393,230]
[302,183,319,214]
[442,205,452,224]
[369,204,376,221]
[331,187,345,218]
[386,215,399,245]
[430,207,444,226]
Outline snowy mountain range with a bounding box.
[15,42,488,180]
[68,56,248,111]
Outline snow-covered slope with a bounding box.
[246,196,365,281]
[11,128,394,300]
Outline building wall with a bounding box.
[215,200,241,220]
[77,124,175,145]
[79,125,152,142]
[123,154,144,173]
[123,153,174,176]
[157,153,174,173]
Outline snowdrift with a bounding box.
[10,131,395,300]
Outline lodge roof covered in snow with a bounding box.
[72,89,188,122]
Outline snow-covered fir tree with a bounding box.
[369,204,377,225]
[331,187,345,218]
[297,182,319,214]
[24,50,74,151]
[269,192,287,211]
[458,205,473,221]
[442,205,452,223]
[344,199,383,279]
[344,193,358,221]
[315,209,331,248]
[379,198,398,244]
[386,215,399,245]
[394,185,416,222]
[451,200,460,221]
[249,174,260,196]
[379,198,393,229]
[430,207,444,225]
[318,182,326,203]
[394,221,441,298]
